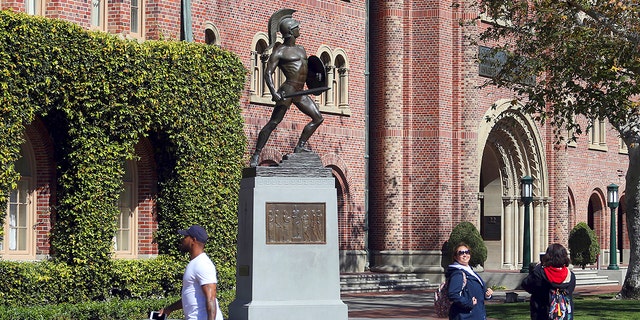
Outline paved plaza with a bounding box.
[342,284,622,320]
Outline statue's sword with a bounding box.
[282,86,330,98]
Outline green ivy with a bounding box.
[0,9,246,302]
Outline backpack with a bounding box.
[548,288,572,320]
[434,272,466,318]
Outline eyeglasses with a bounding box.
[457,250,471,256]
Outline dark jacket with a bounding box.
[446,263,489,320]
[521,263,576,320]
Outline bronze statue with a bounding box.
[249,9,328,167]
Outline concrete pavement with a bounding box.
[342,284,622,319]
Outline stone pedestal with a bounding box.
[228,153,348,320]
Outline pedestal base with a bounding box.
[229,153,348,320]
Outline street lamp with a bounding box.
[520,176,533,273]
[607,183,619,270]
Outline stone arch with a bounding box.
[322,152,365,272]
[587,189,606,255]
[568,187,576,230]
[204,22,220,46]
[133,137,159,256]
[478,99,549,270]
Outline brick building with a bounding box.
[1,0,630,274]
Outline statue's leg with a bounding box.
[250,104,288,167]
[293,96,324,153]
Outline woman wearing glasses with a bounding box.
[446,243,493,320]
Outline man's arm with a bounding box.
[160,298,182,317]
[202,283,218,320]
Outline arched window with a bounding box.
[250,33,283,105]
[318,50,333,108]
[2,141,36,259]
[335,53,349,111]
[315,47,350,116]
[114,159,137,257]
[204,22,220,46]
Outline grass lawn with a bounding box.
[486,294,640,320]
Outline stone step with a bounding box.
[573,269,619,286]
[340,273,437,293]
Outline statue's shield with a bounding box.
[306,55,327,93]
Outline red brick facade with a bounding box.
[2,0,629,272]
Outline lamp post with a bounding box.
[607,183,619,270]
[520,176,533,273]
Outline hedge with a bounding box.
[0,9,246,303]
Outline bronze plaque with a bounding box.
[266,202,326,244]
[482,216,501,241]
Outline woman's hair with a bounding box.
[541,243,571,267]
[451,242,470,261]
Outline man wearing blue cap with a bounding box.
[159,225,223,320]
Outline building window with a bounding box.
[619,138,628,154]
[335,54,349,111]
[319,51,333,109]
[2,142,35,259]
[91,0,107,31]
[316,47,351,116]
[588,118,607,151]
[204,22,220,46]
[25,0,45,15]
[114,159,137,257]
[250,33,282,105]
[129,0,143,38]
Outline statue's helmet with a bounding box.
[279,17,299,39]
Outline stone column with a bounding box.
[503,197,514,269]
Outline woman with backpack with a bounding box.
[446,243,493,320]
[521,243,577,320]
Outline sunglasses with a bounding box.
[457,250,471,256]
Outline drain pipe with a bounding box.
[364,0,371,271]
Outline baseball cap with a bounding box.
[178,225,208,244]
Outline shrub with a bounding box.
[447,221,488,267]
[0,257,182,307]
[568,222,600,269]
[0,297,178,320]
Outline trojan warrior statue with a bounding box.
[249,9,328,167]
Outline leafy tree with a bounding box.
[447,221,488,267]
[473,0,640,299]
[568,222,600,269]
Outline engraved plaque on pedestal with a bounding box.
[266,202,326,244]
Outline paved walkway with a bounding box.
[342,284,622,320]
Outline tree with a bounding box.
[473,0,640,298]
[568,222,600,269]
[447,221,488,268]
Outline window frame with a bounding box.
[25,0,46,16]
[249,32,283,105]
[90,0,107,31]
[2,141,36,260]
[588,117,607,151]
[113,159,138,258]
[129,0,144,39]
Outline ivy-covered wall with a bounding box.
[0,10,246,300]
